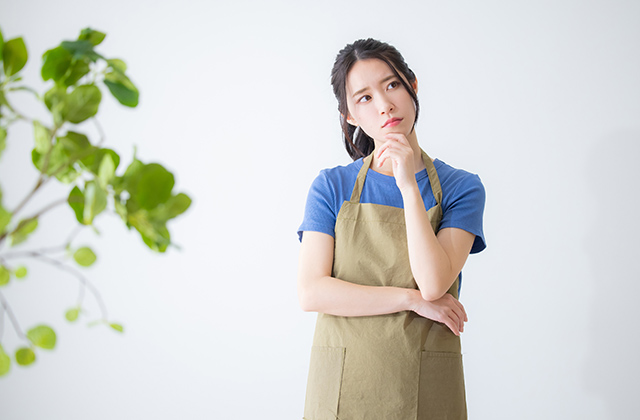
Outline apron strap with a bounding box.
[350,149,443,206]
[350,153,374,202]
[421,149,442,207]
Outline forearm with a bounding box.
[402,185,455,301]
[298,274,419,317]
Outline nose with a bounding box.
[378,97,394,115]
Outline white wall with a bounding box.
[0,1,638,418]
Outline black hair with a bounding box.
[330,38,419,160]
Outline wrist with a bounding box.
[404,288,422,312]
[399,182,420,200]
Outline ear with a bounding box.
[412,78,418,93]
[343,113,358,127]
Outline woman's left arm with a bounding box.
[402,191,475,301]
[377,134,476,301]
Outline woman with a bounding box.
[297,39,486,420]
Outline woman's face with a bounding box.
[345,58,417,144]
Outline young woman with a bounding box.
[297,39,486,420]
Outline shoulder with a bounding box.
[309,159,362,199]
[434,159,485,201]
[298,159,362,241]
[434,159,486,253]
[317,159,362,185]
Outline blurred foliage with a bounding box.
[0,27,191,377]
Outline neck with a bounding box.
[371,130,425,176]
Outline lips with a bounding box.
[382,118,403,128]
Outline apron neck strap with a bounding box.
[350,149,443,204]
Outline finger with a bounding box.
[446,295,467,323]
[442,315,461,336]
[441,295,464,333]
[384,133,409,145]
[377,143,401,167]
[376,139,397,157]
[452,300,466,332]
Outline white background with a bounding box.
[1,1,639,419]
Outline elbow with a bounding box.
[417,274,453,302]
[419,288,448,302]
[298,295,315,312]
[297,282,317,312]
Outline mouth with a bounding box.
[382,118,403,128]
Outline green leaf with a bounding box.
[14,266,27,279]
[78,28,106,46]
[128,210,171,252]
[0,28,4,53]
[65,308,79,322]
[15,347,36,366]
[0,127,6,159]
[60,40,100,61]
[27,325,57,350]
[0,204,10,234]
[82,181,107,224]
[62,59,90,87]
[73,246,96,267]
[114,157,143,197]
[33,120,51,153]
[43,85,67,126]
[0,344,10,376]
[35,132,92,183]
[2,37,28,77]
[80,148,119,175]
[109,323,124,333]
[31,142,78,182]
[63,84,101,124]
[150,193,192,221]
[0,265,10,286]
[104,71,139,107]
[107,58,127,73]
[41,46,72,81]
[114,199,127,222]
[68,186,86,224]
[136,164,175,210]
[58,131,92,159]
[97,153,115,187]
[10,218,38,247]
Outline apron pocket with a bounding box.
[418,351,467,420]
[304,346,346,420]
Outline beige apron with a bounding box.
[303,151,466,420]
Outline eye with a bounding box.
[357,95,371,103]
[387,80,400,90]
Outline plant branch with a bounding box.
[0,197,68,247]
[1,226,84,259]
[2,251,109,321]
[93,118,106,147]
[27,197,67,221]
[8,122,61,222]
[0,290,28,342]
[33,252,108,320]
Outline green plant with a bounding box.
[0,27,191,377]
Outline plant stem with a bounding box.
[29,252,109,320]
[93,118,106,146]
[0,197,68,247]
[1,226,83,259]
[0,290,28,342]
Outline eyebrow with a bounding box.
[351,75,397,98]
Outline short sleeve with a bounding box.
[440,174,486,254]
[297,171,338,241]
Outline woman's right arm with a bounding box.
[297,231,468,335]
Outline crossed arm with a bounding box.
[297,227,474,336]
[297,135,476,335]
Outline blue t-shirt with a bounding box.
[298,157,486,254]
